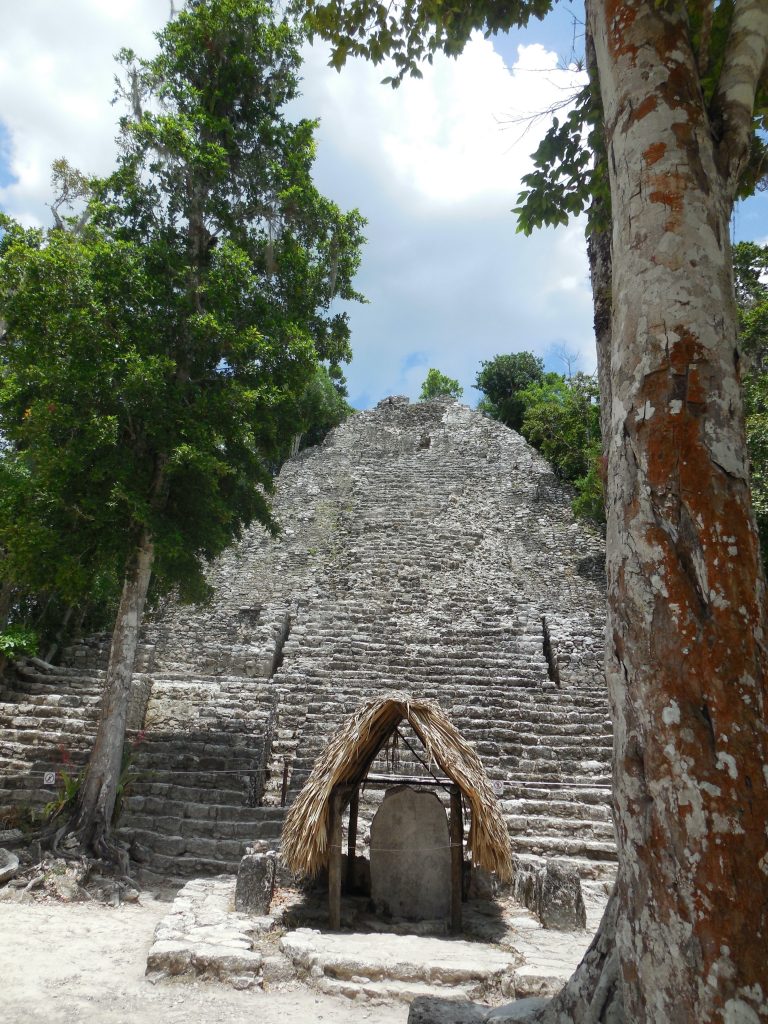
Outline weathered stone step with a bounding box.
[124,793,285,824]
[315,975,482,1003]
[508,833,617,860]
[504,813,615,841]
[280,929,514,995]
[501,783,612,803]
[132,746,263,769]
[121,826,250,862]
[121,811,282,842]
[130,847,243,878]
[128,779,253,805]
[501,797,612,821]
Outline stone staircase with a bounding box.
[0,663,286,884]
[0,662,103,821]
[116,670,287,884]
[0,397,614,882]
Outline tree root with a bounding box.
[537,883,624,1024]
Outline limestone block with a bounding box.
[486,998,551,1022]
[0,849,19,885]
[370,786,450,922]
[235,851,276,914]
[262,953,297,986]
[407,997,487,1024]
[539,861,586,931]
[511,858,586,931]
[146,940,194,976]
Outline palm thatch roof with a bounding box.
[281,692,513,881]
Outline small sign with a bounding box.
[491,780,504,796]
[43,772,56,786]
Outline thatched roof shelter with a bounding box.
[281,692,513,882]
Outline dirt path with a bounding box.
[0,895,407,1024]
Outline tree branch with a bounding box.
[713,0,768,191]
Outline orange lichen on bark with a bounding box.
[643,141,666,165]
[648,178,686,232]
[628,94,657,125]
[604,0,638,59]
[622,327,766,981]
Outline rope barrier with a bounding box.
[22,766,610,791]
[328,843,465,853]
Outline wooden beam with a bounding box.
[346,787,359,892]
[328,788,342,929]
[449,785,463,934]
[364,773,452,787]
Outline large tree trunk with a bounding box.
[578,1,768,1020]
[70,528,155,858]
[0,579,13,629]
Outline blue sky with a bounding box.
[0,2,764,411]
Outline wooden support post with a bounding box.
[280,760,289,807]
[328,788,342,929]
[450,785,463,934]
[346,787,359,892]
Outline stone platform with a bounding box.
[145,876,608,1005]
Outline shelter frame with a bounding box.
[327,774,464,932]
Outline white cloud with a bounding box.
[0,3,595,408]
[298,35,585,208]
[0,0,166,225]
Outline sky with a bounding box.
[0,2,765,411]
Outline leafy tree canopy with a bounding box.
[518,370,604,522]
[474,350,544,431]
[739,240,768,567]
[734,240,768,371]
[419,367,463,400]
[302,1,766,236]
[280,362,354,457]
[0,0,367,611]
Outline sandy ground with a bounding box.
[0,895,407,1024]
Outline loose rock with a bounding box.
[0,848,20,885]
[235,850,276,914]
[407,997,488,1024]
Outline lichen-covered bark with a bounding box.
[585,25,613,461]
[583,0,768,1020]
[713,0,768,190]
[70,530,155,857]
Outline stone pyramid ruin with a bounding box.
[0,397,614,885]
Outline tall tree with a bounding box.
[419,367,463,400]
[475,350,544,430]
[518,371,604,523]
[306,1,768,1020]
[0,0,364,858]
[735,240,768,370]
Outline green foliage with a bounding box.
[303,1,767,236]
[571,457,605,524]
[419,368,463,401]
[298,364,354,447]
[744,372,768,565]
[515,82,610,236]
[475,351,544,431]
[0,625,38,659]
[304,0,553,84]
[519,372,600,480]
[475,351,604,523]
[739,243,768,568]
[734,241,768,371]
[112,736,145,825]
[0,0,366,618]
[43,768,83,822]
